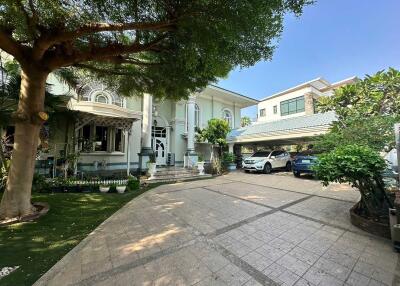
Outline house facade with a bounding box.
[12,77,257,176]
[227,77,356,153]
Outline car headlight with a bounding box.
[254,159,264,164]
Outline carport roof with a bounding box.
[227,111,336,143]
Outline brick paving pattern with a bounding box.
[34,172,400,286]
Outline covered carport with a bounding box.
[227,111,336,158]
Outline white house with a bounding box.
[4,77,257,176]
[227,77,356,152]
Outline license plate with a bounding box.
[301,159,311,163]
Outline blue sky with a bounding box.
[217,0,400,119]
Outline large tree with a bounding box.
[0,0,310,219]
[315,68,400,152]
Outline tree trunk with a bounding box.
[0,68,48,219]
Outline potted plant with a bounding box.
[116,183,127,194]
[99,184,110,193]
[197,155,205,175]
[147,153,157,179]
[223,152,236,171]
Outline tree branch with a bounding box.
[0,29,26,63]
[33,20,176,60]
[74,64,134,76]
[46,33,168,70]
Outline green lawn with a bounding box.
[0,188,152,286]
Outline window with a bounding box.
[273,105,277,114]
[94,126,108,151]
[195,104,200,127]
[114,129,123,152]
[223,109,233,128]
[95,94,108,104]
[79,125,124,153]
[259,108,266,117]
[185,103,200,132]
[280,96,305,116]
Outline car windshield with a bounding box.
[252,151,270,157]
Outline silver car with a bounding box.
[242,150,292,174]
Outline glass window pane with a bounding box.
[115,129,123,152]
[280,103,288,115]
[297,97,305,112]
[288,100,297,113]
[95,126,108,151]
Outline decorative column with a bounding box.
[126,128,132,176]
[304,92,315,115]
[139,94,154,171]
[228,143,234,153]
[184,96,198,168]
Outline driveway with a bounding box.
[35,172,400,286]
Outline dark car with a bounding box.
[292,155,318,177]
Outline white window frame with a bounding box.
[222,108,234,128]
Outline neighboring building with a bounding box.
[257,77,356,123]
[228,77,356,153]
[0,76,257,176]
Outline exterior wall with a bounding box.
[35,75,255,172]
[257,87,311,123]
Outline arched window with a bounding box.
[223,109,233,128]
[95,94,108,104]
[195,104,200,128]
[185,103,200,131]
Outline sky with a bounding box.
[217,0,400,119]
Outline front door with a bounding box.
[152,126,167,166]
[154,138,167,165]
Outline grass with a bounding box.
[0,187,154,286]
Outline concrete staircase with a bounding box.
[147,166,211,183]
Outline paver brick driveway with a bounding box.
[34,172,400,286]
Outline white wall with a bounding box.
[257,87,311,123]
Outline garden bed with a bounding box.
[350,201,391,239]
[0,184,155,286]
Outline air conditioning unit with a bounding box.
[167,153,175,166]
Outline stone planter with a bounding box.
[350,202,391,239]
[147,163,157,179]
[197,162,205,175]
[99,186,110,193]
[116,186,126,194]
[227,163,236,171]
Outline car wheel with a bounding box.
[285,162,292,171]
[244,170,250,173]
[293,171,301,177]
[263,163,272,174]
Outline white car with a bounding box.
[242,150,292,174]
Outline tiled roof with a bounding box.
[228,111,336,140]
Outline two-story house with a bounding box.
[227,77,356,153]
[7,77,257,176]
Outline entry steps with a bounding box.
[147,167,211,183]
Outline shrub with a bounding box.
[313,144,393,221]
[127,176,140,192]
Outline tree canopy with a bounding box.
[196,118,231,147]
[0,0,311,99]
[315,68,400,152]
[241,116,252,127]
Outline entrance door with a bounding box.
[154,138,167,165]
[152,126,167,166]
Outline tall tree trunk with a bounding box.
[0,68,48,219]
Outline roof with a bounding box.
[260,78,331,101]
[197,85,259,108]
[227,111,336,142]
[260,76,357,101]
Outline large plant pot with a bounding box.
[148,163,157,179]
[227,163,236,171]
[197,162,205,175]
[350,202,391,239]
[99,186,110,193]
[116,186,126,194]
